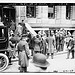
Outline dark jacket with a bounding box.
[67,38,74,51]
[41,38,47,54]
[20,22,27,34]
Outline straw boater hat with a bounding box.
[32,53,50,68]
[22,34,28,37]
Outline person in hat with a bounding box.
[59,28,65,51]
[33,34,42,55]
[41,34,48,55]
[67,37,74,59]
[28,53,50,72]
[17,34,31,72]
[66,31,74,59]
[55,30,60,52]
[46,30,56,59]
[20,20,27,34]
[10,20,16,33]
[9,33,17,59]
[7,33,16,65]
[16,23,23,36]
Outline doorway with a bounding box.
[2,6,16,27]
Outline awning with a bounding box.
[3,6,15,9]
[33,28,49,30]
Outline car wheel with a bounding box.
[0,53,9,72]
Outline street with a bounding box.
[1,51,75,73]
[0,2,75,74]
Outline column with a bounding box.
[60,6,66,24]
[15,6,20,25]
[36,6,42,23]
[55,6,61,25]
[41,6,48,23]
[71,6,75,20]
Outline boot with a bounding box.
[51,53,53,59]
[47,53,49,59]
[71,50,74,59]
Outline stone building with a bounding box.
[0,3,75,31]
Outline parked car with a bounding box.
[0,26,10,71]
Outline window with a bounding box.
[48,6,55,19]
[66,5,71,19]
[26,6,36,18]
[71,6,75,20]
[66,5,75,20]
[0,28,5,39]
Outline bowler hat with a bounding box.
[32,53,50,68]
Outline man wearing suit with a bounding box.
[20,20,27,34]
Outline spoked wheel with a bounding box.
[0,53,9,72]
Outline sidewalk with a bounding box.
[54,50,68,55]
[4,50,75,73]
[11,50,68,62]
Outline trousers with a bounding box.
[20,67,27,72]
[67,50,74,58]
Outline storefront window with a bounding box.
[26,6,36,18]
[48,6,55,19]
[66,5,71,19]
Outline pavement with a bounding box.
[1,50,75,73]
[11,50,68,62]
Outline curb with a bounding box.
[11,51,68,62]
[48,51,68,56]
[55,51,68,55]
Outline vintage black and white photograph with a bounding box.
[0,0,75,73]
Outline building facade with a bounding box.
[0,3,75,30]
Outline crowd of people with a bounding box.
[6,19,75,72]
